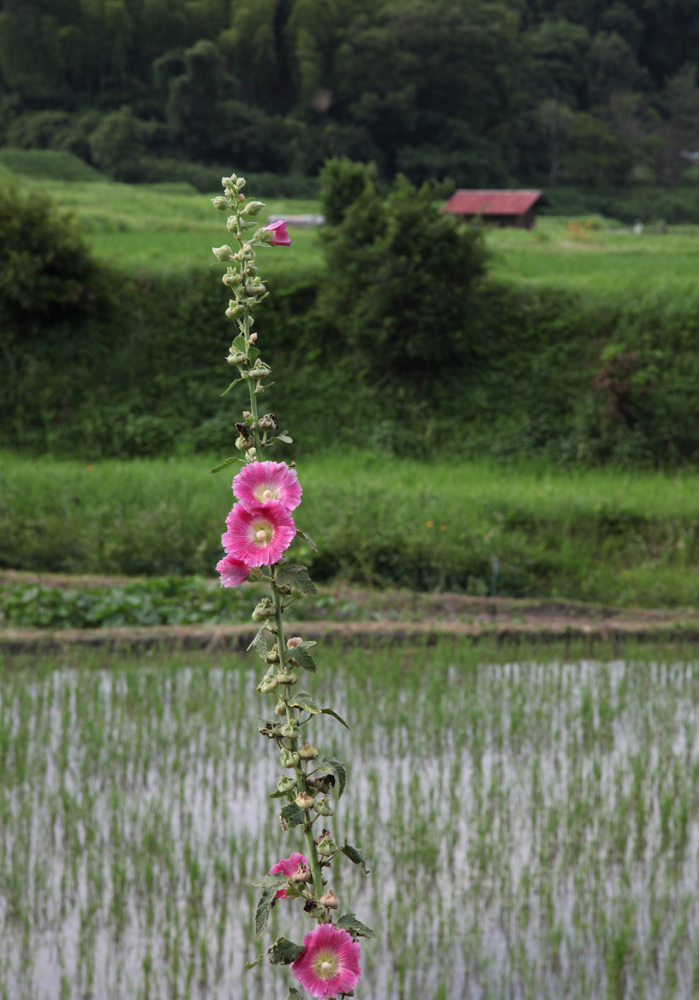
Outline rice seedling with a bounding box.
[0,640,696,998]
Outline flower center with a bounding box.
[255,483,279,502]
[313,951,338,980]
[251,521,273,546]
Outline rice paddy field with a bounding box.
[0,640,697,1000]
[4,158,699,292]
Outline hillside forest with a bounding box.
[2,0,699,193]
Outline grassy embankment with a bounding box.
[3,451,699,610]
[0,641,697,999]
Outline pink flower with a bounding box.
[291,924,361,999]
[221,503,295,567]
[269,852,309,898]
[262,219,291,246]
[215,554,253,588]
[233,461,302,513]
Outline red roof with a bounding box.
[443,190,547,216]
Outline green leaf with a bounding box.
[270,937,305,965]
[288,690,321,715]
[280,803,305,828]
[341,842,369,874]
[277,431,293,444]
[210,456,237,474]
[248,346,260,365]
[286,990,305,1000]
[287,639,317,673]
[248,627,269,657]
[232,334,246,351]
[253,875,288,937]
[245,936,305,970]
[278,564,317,597]
[336,913,376,938]
[221,378,242,397]
[321,707,351,730]
[295,529,318,553]
[318,755,347,798]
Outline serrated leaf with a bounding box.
[232,334,246,351]
[254,875,288,937]
[280,803,305,827]
[210,456,237,474]
[270,937,305,965]
[277,431,293,444]
[221,378,242,397]
[321,707,351,730]
[248,627,269,657]
[336,913,376,938]
[295,529,318,553]
[278,564,316,597]
[341,843,369,873]
[318,755,347,798]
[288,691,321,715]
[286,990,305,1000]
[288,643,317,673]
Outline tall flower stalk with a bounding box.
[210,175,373,1000]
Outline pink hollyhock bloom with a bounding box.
[291,924,361,1000]
[221,503,295,567]
[233,461,302,513]
[262,219,291,246]
[215,554,253,588]
[269,852,309,898]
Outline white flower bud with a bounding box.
[244,201,266,216]
[222,175,237,188]
[211,196,229,211]
[235,177,246,190]
[212,245,234,262]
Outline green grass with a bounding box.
[0,641,698,998]
[3,451,699,607]
[0,147,105,182]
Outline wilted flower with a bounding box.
[291,924,361,999]
[269,852,309,898]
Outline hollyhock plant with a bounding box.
[262,218,291,246]
[210,172,372,999]
[291,924,362,1000]
[233,460,302,512]
[270,852,309,898]
[216,554,253,588]
[222,503,295,567]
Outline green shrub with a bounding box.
[319,156,376,225]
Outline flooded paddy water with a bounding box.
[0,642,697,999]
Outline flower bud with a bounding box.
[211,196,229,211]
[280,748,299,768]
[226,214,240,232]
[265,645,280,665]
[245,447,257,461]
[319,890,339,910]
[258,412,279,432]
[222,271,242,287]
[235,177,246,190]
[244,201,266,216]
[212,245,234,262]
[249,332,258,343]
[281,721,301,739]
[222,175,237,188]
[225,302,244,320]
[227,350,247,365]
[276,671,299,685]
[287,636,303,649]
[238,192,245,201]
[277,774,296,793]
[257,675,278,694]
[249,365,271,379]
[252,597,276,621]
[295,791,314,810]
[314,797,334,817]
[298,742,318,761]
[316,835,337,856]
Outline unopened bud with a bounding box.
[257,675,278,694]
[249,332,258,343]
[249,365,271,379]
[276,671,299,686]
[295,791,315,810]
[235,178,246,190]
[277,774,296,793]
[314,797,334,817]
[238,192,245,201]
[212,245,234,262]
[316,835,337,856]
[258,413,278,432]
[244,200,265,216]
[211,196,229,211]
[252,597,276,621]
[319,890,339,910]
[222,175,237,188]
[225,302,244,320]
[227,350,247,365]
[242,411,251,419]
[265,645,280,665]
[280,748,299,768]
[227,215,239,232]
[287,636,303,649]
[298,742,318,761]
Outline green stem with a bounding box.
[243,309,261,456]
[303,822,325,901]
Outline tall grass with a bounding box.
[0,641,697,998]
[3,452,699,606]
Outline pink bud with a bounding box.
[262,219,291,246]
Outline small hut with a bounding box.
[442,190,550,230]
